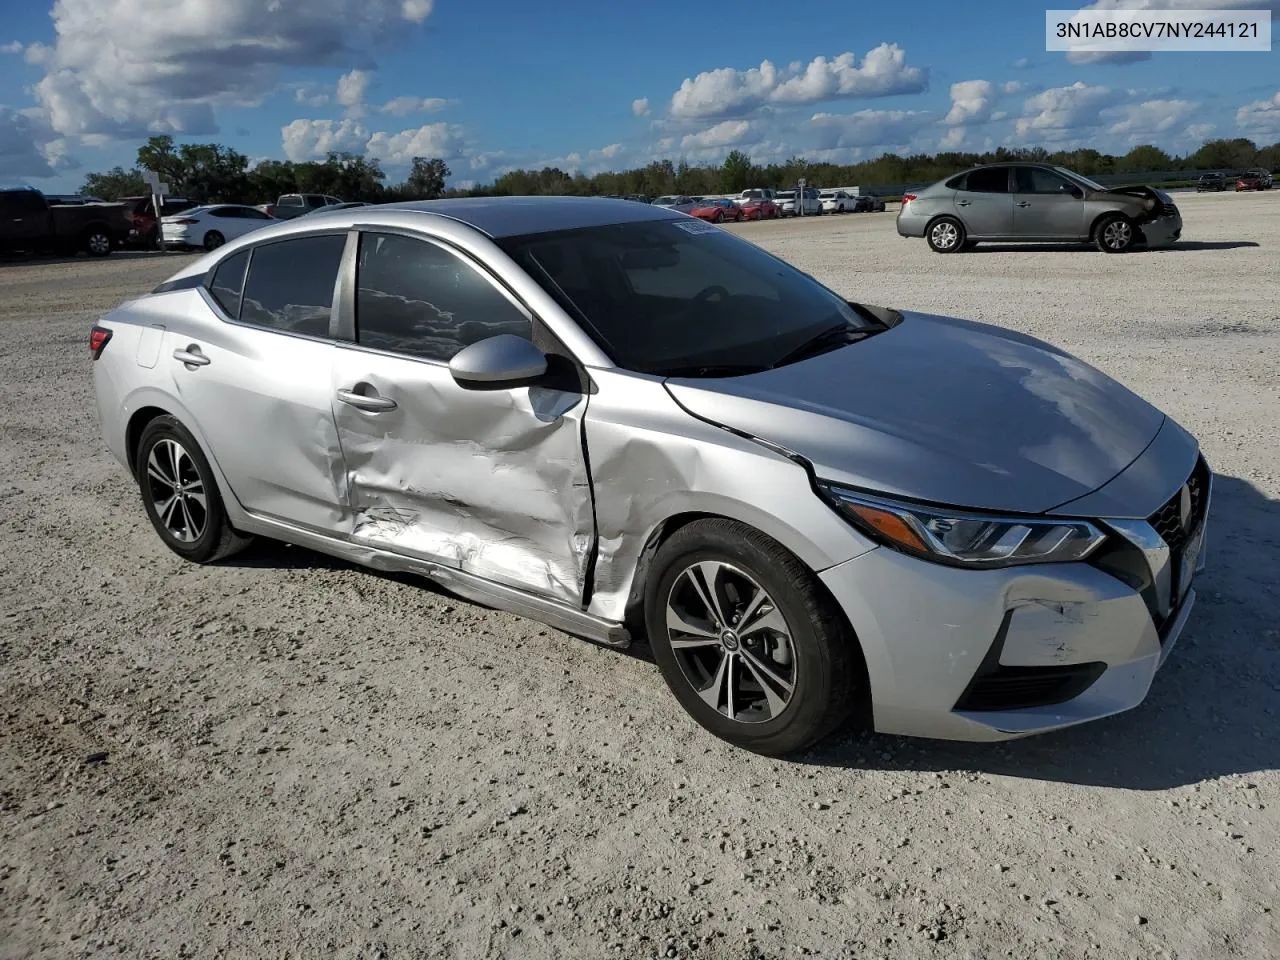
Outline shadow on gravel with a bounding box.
[966,240,1260,254]
[804,472,1280,791]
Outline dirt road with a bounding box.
[2,194,1277,959]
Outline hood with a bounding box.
[664,312,1165,515]
[1095,184,1172,212]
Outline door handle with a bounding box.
[173,346,210,366]
[955,200,971,206]
[337,388,397,412]
[1016,201,1031,207]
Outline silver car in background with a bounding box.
[898,163,1183,253]
[651,195,700,215]
[91,197,1209,755]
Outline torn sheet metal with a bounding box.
[330,348,593,605]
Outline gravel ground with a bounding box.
[2,192,1277,960]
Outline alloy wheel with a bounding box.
[145,438,208,543]
[930,221,959,250]
[1102,220,1132,250]
[87,232,110,255]
[665,560,797,723]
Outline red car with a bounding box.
[739,197,780,221]
[119,195,198,247]
[690,198,744,223]
[1235,168,1273,191]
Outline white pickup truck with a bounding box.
[774,187,823,216]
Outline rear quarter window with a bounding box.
[208,250,249,317]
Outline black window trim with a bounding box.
[334,224,540,370]
[197,230,353,344]
[959,165,1013,194]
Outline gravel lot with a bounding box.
[2,192,1277,960]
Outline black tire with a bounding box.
[135,415,252,564]
[926,216,965,253]
[83,228,112,257]
[203,231,225,251]
[644,518,866,756]
[1094,214,1136,253]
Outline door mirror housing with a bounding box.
[449,334,547,389]
[1064,185,1084,198]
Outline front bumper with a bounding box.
[819,496,1208,742]
[1141,211,1183,247]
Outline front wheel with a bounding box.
[926,216,965,253]
[135,416,252,564]
[84,228,112,257]
[1095,214,1135,253]
[203,230,225,251]
[645,519,865,756]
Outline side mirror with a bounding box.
[1066,185,1083,198]
[449,334,547,389]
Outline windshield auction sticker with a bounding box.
[673,219,721,235]
[1046,8,1270,53]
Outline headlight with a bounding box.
[819,484,1106,568]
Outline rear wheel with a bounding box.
[926,216,965,253]
[203,230,225,251]
[1095,214,1135,253]
[135,416,252,564]
[645,519,865,756]
[83,228,112,257]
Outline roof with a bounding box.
[377,195,683,238]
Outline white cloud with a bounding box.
[294,85,331,107]
[1014,81,1119,140]
[281,118,370,161]
[680,119,754,150]
[1236,90,1280,137]
[365,122,464,164]
[0,106,77,178]
[669,44,927,119]
[1106,98,1198,138]
[1,40,23,54]
[381,96,452,116]
[27,0,434,143]
[631,97,651,117]
[336,69,373,112]
[1011,57,1032,69]
[810,109,934,149]
[1063,0,1280,64]
[945,80,995,125]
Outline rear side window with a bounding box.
[239,235,346,337]
[962,168,1009,193]
[355,232,532,362]
[305,195,327,208]
[208,250,249,317]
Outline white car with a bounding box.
[775,189,823,216]
[820,190,855,213]
[161,205,277,252]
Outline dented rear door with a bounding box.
[330,230,594,605]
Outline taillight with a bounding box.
[901,193,917,204]
[265,206,275,217]
[89,325,112,359]
[171,217,199,225]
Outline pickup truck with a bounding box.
[0,187,133,257]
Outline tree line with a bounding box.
[81,135,1280,204]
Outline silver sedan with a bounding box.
[91,197,1209,755]
[897,162,1183,253]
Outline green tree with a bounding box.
[720,150,753,193]
[135,135,187,189]
[1188,137,1258,171]
[406,157,451,199]
[1115,144,1173,173]
[80,166,147,199]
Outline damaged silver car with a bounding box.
[92,197,1210,755]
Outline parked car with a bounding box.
[119,195,200,247]
[898,163,1182,253]
[0,186,131,257]
[776,188,823,216]
[1235,168,1273,191]
[690,198,744,223]
[819,190,855,213]
[739,195,780,220]
[738,188,775,205]
[92,196,1210,755]
[262,194,345,219]
[854,193,886,213]
[1194,173,1227,192]
[652,195,700,214]
[161,204,277,251]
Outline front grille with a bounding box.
[955,662,1106,712]
[1148,457,1210,551]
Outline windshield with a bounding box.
[1054,167,1105,191]
[500,220,871,376]
[654,196,680,205]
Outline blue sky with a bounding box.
[1,0,1277,191]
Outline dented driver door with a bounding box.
[329,230,595,605]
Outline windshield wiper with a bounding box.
[770,324,875,369]
[658,363,770,378]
